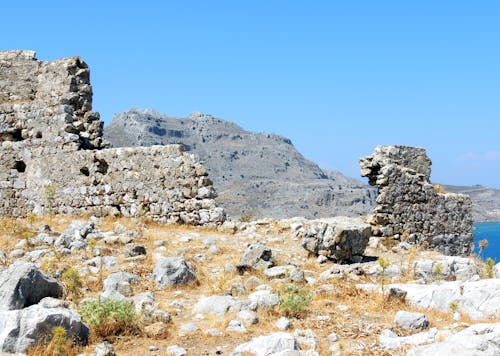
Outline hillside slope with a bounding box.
[104,109,376,219]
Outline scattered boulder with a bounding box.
[101,271,139,300]
[125,243,147,257]
[379,328,440,350]
[236,243,274,273]
[0,261,63,311]
[264,265,305,283]
[192,295,241,315]
[294,217,371,262]
[237,310,259,327]
[153,257,196,287]
[394,311,429,331]
[233,332,300,355]
[0,304,89,353]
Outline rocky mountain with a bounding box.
[443,185,500,222]
[104,109,376,220]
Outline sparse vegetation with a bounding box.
[61,267,83,302]
[43,184,56,215]
[277,284,313,317]
[484,257,496,278]
[433,263,443,281]
[479,239,489,258]
[28,326,79,356]
[377,257,391,292]
[80,298,138,339]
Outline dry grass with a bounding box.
[3,214,499,355]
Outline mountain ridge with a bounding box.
[104,109,376,220]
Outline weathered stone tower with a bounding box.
[360,145,473,255]
[0,50,224,225]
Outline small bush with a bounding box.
[377,257,391,291]
[277,284,313,317]
[80,298,137,338]
[485,257,496,278]
[28,326,78,356]
[433,263,443,281]
[61,268,83,302]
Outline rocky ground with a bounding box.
[1,215,500,355]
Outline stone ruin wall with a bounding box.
[0,50,224,225]
[360,145,473,255]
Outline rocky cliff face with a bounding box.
[104,109,376,219]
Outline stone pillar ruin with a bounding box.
[0,50,224,225]
[360,145,473,256]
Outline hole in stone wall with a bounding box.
[80,167,90,176]
[12,130,23,141]
[35,131,42,138]
[0,129,24,142]
[14,161,26,173]
[95,158,108,175]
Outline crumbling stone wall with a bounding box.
[0,50,224,225]
[360,145,473,255]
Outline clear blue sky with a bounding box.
[2,1,499,187]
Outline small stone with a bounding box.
[125,243,146,257]
[275,317,291,330]
[328,332,339,345]
[394,311,430,331]
[226,319,247,333]
[166,345,187,356]
[9,249,25,258]
[94,341,116,356]
[179,322,198,334]
[237,310,259,326]
[205,328,224,337]
[294,329,319,350]
[144,322,169,339]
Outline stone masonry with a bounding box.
[0,50,224,225]
[360,145,473,256]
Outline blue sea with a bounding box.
[474,222,500,261]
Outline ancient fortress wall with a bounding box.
[360,145,473,255]
[0,50,224,225]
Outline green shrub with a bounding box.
[485,257,496,278]
[377,257,391,292]
[61,268,83,302]
[80,298,137,338]
[50,326,67,356]
[277,284,313,317]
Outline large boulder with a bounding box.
[153,257,196,287]
[0,261,63,311]
[294,217,371,262]
[359,278,500,320]
[236,243,274,273]
[0,303,89,353]
[407,322,500,355]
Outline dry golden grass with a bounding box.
[2,214,499,355]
